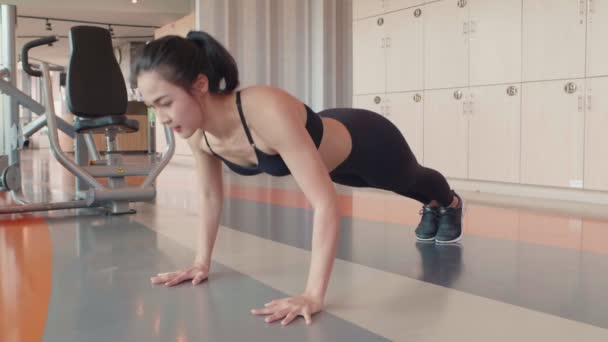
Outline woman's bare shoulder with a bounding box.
[239,85,304,118]
[240,85,299,105]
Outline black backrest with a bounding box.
[126,101,148,116]
[66,26,127,118]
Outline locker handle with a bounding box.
[578,95,584,112]
[564,82,578,94]
[579,0,586,17]
[454,90,464,100]
[587,94,592,111]
[589,0,595,14]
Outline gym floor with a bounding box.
[2,150,608,341]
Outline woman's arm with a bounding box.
[247,89,341,324]
[151,131,224,286]
[189,130,225,267]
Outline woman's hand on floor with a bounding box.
[250,294,323,326]
[151,263,209,286]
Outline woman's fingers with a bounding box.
[303,308,312,325]
[281,311,298,326]
[265,308,290,323]
[251,297,316,325]
[150,272,177,284]
[264,300,278,308]
[151,266,210,286]
[250,307,274,315]
[150,276,164,284]
[164,272,189,286]
[192,272,207,285]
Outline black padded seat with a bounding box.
[74,116,139,134]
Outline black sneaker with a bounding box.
[435,192,464,244]
[415,205,440,241]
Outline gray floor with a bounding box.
[42,214,388,342]
[3,150,608,341]
[220,199,608,329]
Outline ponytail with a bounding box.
[132,30,239,94]
[185,31,239,94]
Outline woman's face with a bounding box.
[138,70,205,139]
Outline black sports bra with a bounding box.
[202,91,323,176]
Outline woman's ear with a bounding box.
[192,74,209,94]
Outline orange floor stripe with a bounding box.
[0,218,52,342]
[224,183,608,254]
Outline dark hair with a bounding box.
[132,31,239,94]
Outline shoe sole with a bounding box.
[435,197,465,245]
[415,236,436,242]
[435,235,462,244]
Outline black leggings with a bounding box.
[318,108,454,207]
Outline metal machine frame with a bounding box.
[0,4,175,215]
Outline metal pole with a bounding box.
[83,133,101,161]
[141,125,175,188]
[41,63,104,190]
[0,199,89,215]
[21,70,32,125]
[1,5,18,165]
[147,107,156,154]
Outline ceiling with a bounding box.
[2,0,194,66]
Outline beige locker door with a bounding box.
[423,88,469,179]
[584,77,608,190]
[424,0,469,90]
[385,7,424,93]
[386,0,429,13]
[587,0,608,77]
[353,16,387,95]
[468,84,521,183]
[522,0,586,82]
[469,0,522,86]
[353,94,386,114]
[521,80,585,188]
[384,92,424,162]
[353,0,385,20]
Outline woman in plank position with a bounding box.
[133,31,463,326]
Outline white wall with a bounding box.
[196,0,352,112]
